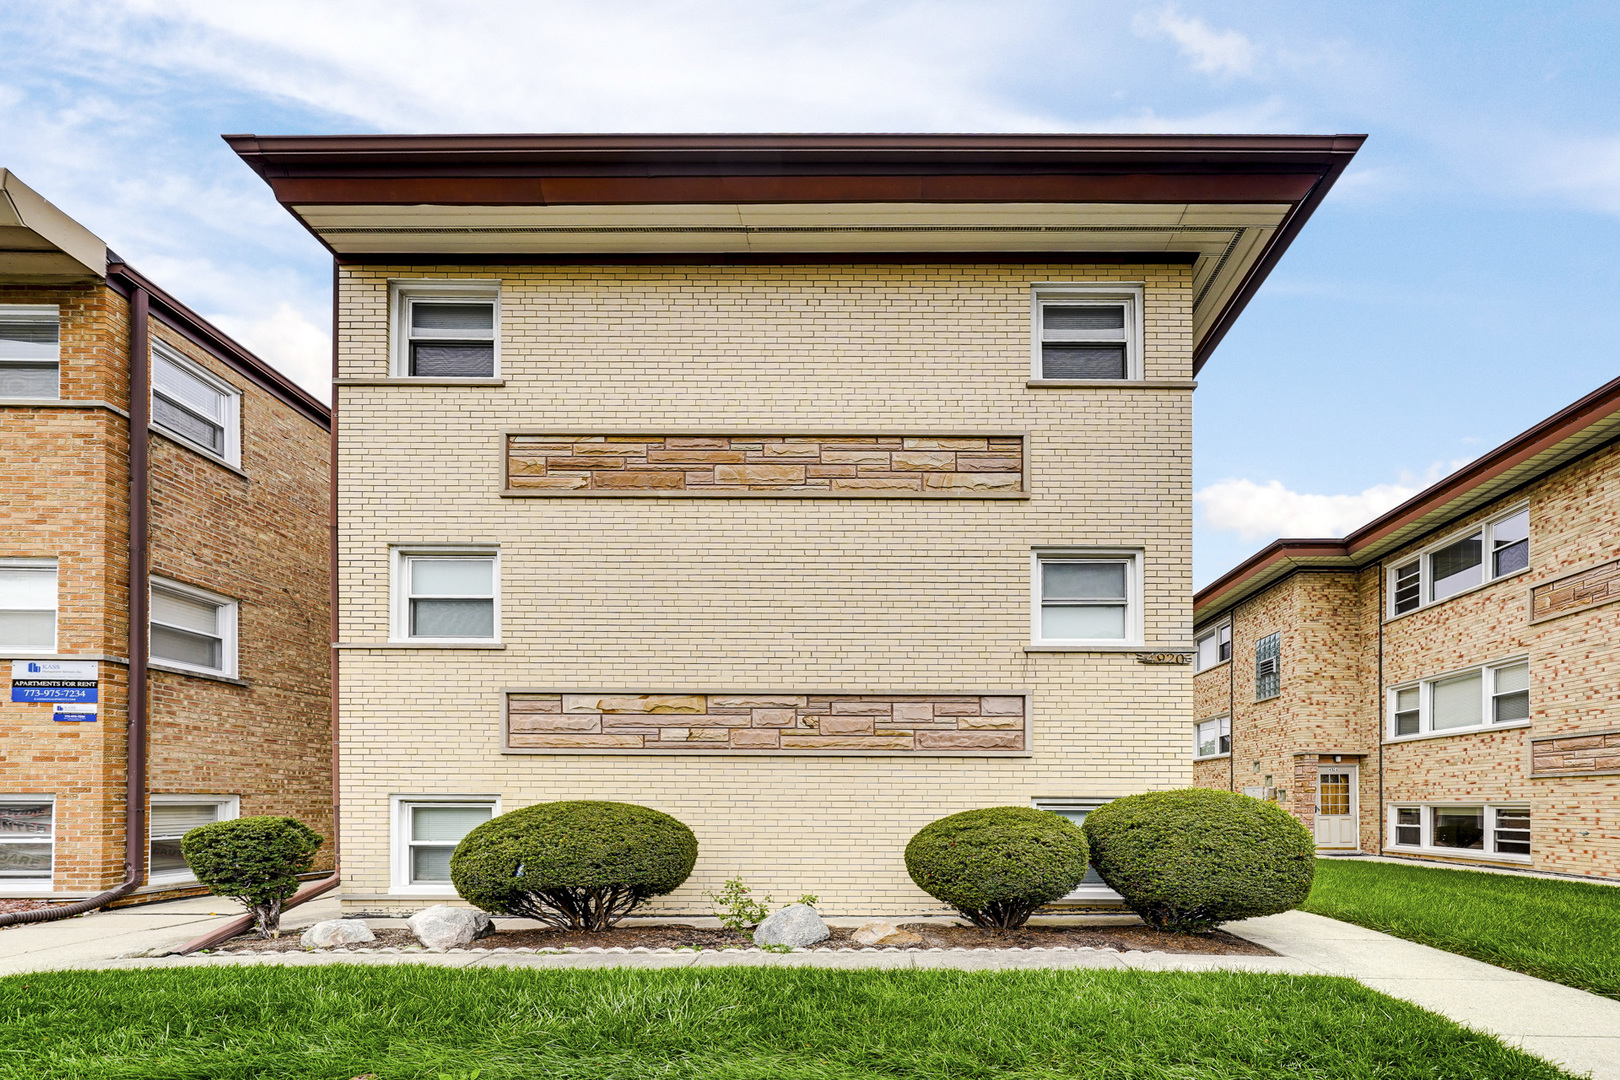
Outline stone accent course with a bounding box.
[507,694,1026,753]
[1531,729,1620,777]
[507,435,1023,495]
[1531,558,1620,622]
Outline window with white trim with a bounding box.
[0,559,57,651]
[1389,506,1530,616]
[0,305,60,399]
[0,796,53,885]
[394,797,497,888]
[1195,623,1231,671]
[1194,715,1231,758]
[1388,804,1530,860]
[1030,285,1142,380]
[150,578,238,677]
[393,548,499,642]
[1387,659,1529,739]
[1254,632,1280,700]
[1031,799,1122,902]
[1032,551,1138,645]
[391,282,499,378]
[152,344,241,466]
[148,795,238,882]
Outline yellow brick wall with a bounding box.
[335,262,1195,914]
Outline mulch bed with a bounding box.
[215,921,1274,955]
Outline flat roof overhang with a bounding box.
[0,169,107,281]
[226,133,1364,372]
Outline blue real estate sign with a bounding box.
[10,660,98,708]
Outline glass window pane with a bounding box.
[412,599,495,638]
[0,568,57,610]
[154,355,226,421]
[1494,539,1529,577]
[0,611,55,649]
[411,559,493,597]
[153,395,225,453]
[150,803,223,836]
[1218,625,1231,660]
[1196,721,1216,757]
[151,589,219,635]
[1492,510,1529,546]
[149,838,190,875]
[1430,534,1483,601]
[0,843,53,877]
[1041,343,1125,379]
[1041,603,1125,641]
[412,805,492,842]
[1494,663,1529,694]
[1433,807,1484,849]
[1196,633,1219,671]
[151,625,222,669]
[0,317,59,360]
[0,803,52,836]
[1431,672,1483,730]
[1494,690,1530,723]
[411,844,454,882]
[412,302,494,333]
[1393,561,1421,613]
[0,363,59,398]
[1043,304,1124,332]
[1395,807,1421,846]
[411,343,494,377]
[1494,808,1531,855]
[1043,562,1126,601]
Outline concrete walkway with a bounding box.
[2,900,1615,1079]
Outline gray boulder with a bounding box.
[299,919,375,948]
[752,903,829,948]
[407,904,493,950]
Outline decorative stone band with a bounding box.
[505,435,1025,497]
[505,693,1028,755]
[1530,558,1620,623]
[1529,727,1620,777]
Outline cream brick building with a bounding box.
[1193,376,1620,880]
[233,133,1361,913]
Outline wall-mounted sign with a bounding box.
[10,660,98,704]
[1135,652,1193,665]
[53,703,97,722]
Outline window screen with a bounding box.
[1039,559,1128,641]
[0,310,60,399]
[1394,807,1421,846]
[408,300,495,377]
[407,557,496,639]
[408,803,493,882]
[149,801,228,876]
[1492,510,1529,577]
[1492,663,1530,723]
[1039,302,1128,379]
[1393,686,1420,736]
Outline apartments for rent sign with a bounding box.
[10,660,99,710]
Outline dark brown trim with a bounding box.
[333,250,1203,267]
[328,259,340,875]
[127,285,150,890]
[106,260,330,430]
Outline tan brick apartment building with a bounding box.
[231,133,1361,913]
[1193,376,1620,880]
[0,170,332,908]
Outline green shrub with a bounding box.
[449,801,697,931]
[180,816,323,937]
[1083,788,1314,932]
[904,806,1090,930]
[705,877,772,931]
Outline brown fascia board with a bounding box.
[1194,373,1620,623]
[106,258,330,429]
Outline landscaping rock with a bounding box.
[752,903,829,948]
[299,919,375,948]
[852,920,923,947]
[407,905,493,950]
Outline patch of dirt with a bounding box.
[216,921,1273,955]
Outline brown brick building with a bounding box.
[1192,376,1620,880]
[0,169,332,906]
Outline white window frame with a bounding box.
[149,576,239,678]
[147,794,239,885]
[0,304,61,400]
[1386,657,1530,741]
[1031,799,1124,903]
[1030,548,1142,647]
[1029,283,1144,382]
[389,280,501,379]
[1194,622,1231,672]
[0,557,58,653]
[0,794,55,894]
[150,341,242,467]
[391,546,501,644]
[1387,504,1531,618]
[390,794,501,895]
[1194,714,1231,760]
[1386,803,1531,862]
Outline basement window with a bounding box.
[0,796,54,888]
[392,796,499,891]
[0,306,60,399]
[1388,804,1529,861]
[148,796,238,883]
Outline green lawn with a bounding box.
[0,966,1570,1079]
[1304,858,1620,1000]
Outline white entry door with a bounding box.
[1314,766,1359,849]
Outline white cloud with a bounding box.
[1135,6,1258,79]
[1194,461,1472,542]
[1516,135,1620,216]
[210,303,330,402]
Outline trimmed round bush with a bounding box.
[1083,788,1314,932]
[180,816,323,937]
[450,801,698,931]
[904,806,1090,930]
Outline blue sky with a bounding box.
[3,1,1616,586]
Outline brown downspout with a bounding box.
[170,262,343,954]
[0,281,150,927]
